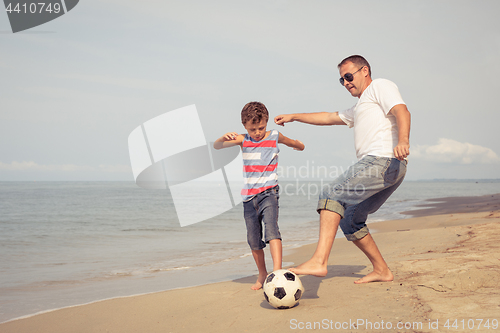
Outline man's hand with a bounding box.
[274,114,294,126]
[389,104,411,161]
[394,142,410,160]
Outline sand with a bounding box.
[1,194,499,333]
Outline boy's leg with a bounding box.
[251,249,267,290]
[290,209,341,277]
[244,199,267,290]
[352,233,393,284]
[261,186,282,273]
[269,238,282,272]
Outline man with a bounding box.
[274,55,410,284]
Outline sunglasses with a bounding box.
[339,66,364,85]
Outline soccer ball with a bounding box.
[263,269,304,309]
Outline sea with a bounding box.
[1,180,500,323]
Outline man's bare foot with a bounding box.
[251,274,267,290]
[354,269,393,284]
[289,259,327,277]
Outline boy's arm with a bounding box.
[274,112,346,127]
[389,104,411,160]
[213,132,244,150]
[278,132,305,151]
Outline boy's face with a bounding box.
[243,118,268,141]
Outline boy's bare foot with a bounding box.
[354,269,393,284]
[251,281,263,290]
[251,274,267,290]
[289,259,327,277]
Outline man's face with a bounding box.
[339,61,368,98]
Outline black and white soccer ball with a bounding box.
[263,269,304,309]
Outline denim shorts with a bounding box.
[243,185,281,250]
[317,155,407,241]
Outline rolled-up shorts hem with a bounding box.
[249,237,282,251]
[317,199,345,218]
[344,226,369,241]
[249,243,265,251]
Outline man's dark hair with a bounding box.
[338,55,371,77]
[241,101,269,125]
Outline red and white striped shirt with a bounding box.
[241,129,280,201]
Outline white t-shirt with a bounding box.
[338,78,405,160]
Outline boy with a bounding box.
[214,101,305,290]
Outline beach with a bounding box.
[1,193,499,333]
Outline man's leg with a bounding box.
[290,210,341,277]
[298,157,374,277]
[352,233,393,284]
[339,159,406,283]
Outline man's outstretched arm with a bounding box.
[274,112,346,127]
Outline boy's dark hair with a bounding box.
[241,101,269,125]
[338,55,372,77]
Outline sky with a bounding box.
[1,0,500,181]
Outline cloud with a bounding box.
[0,161,131,173]
[412,138,500,164]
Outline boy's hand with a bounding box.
[293,140,305,151]
[214,132,243,150]
[278,132,305,151]
[222,132,239,141]
[274,114,293,126]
